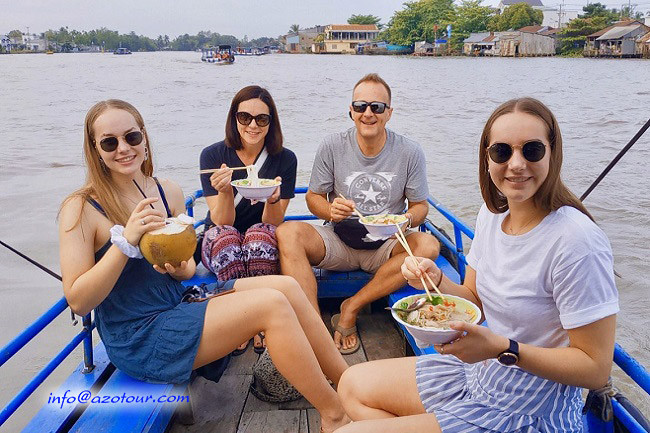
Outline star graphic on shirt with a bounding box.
[360,185,381,204]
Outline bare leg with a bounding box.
[277,221,327,312]
[335,357,440,433]
[193,282,349,431]
[233,275,349,384]
[336,232,440,351]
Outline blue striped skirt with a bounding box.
[416,355,584,432]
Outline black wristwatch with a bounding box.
[497,339,520,366]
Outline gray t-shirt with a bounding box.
[309,127,429,215]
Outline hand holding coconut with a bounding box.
[152,260,191,280]
[122,197,167,246]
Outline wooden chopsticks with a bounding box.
[199,166,253,174]
[393,222,445,302]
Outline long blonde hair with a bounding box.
[61,99,154,228]
[478,98,593,220]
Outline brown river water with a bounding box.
[0,52,648,430]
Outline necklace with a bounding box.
[507,213,538,236]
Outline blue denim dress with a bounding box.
[88,179,233,384]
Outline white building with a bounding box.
[497,0,577,28]
[21,33,47,51]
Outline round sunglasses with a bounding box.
[487,140,547,164]
[235,112,271,127]
[98,131,144,152]
[351,100,390,114]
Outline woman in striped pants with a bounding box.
[334,98,619,433]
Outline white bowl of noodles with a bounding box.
[360,213,408,238]
[231,178,281,201]
[391,294,482,346]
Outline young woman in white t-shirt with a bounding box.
[333,97,619,433]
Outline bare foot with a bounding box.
[333,299,360,352]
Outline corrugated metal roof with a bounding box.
[588,20,643,38]
[502,0,544,6]
[596,25,640,40]
[464,32,491,43]
[518,25,546,33]
[484,34,497,42]
[638,32,650,43]
[328,25,378,31]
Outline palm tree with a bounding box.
[289,24,300,34]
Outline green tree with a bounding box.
[348,14,382,28]
[580,2,620,24]
[451,0,493,48]
[488,3,543,31]
[289,24,300,34]
[382,0,456,45]
[557,16,608,54]
[8,29,23,39]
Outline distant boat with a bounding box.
[201,45,235,64]
[45,50,54,55]
[113,47,132,55]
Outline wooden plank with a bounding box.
[357,312,406,361]
[169,374,251,433]
[237,410,302,433]
[306,408,320,433]
[225,345,259,376]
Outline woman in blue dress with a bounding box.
[58,99,350,432]
[334,98,619,432]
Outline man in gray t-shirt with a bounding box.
[276,74,440,354]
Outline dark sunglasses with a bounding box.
[98,131,144,152]
[235,112,271,127]
[487,140,547,164]
[351,100,390,114]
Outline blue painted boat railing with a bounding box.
[0,300,95,426]
[1,187,648,432]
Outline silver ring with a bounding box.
[141,218,146,225]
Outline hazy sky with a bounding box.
[1,0,644,39]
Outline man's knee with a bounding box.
[276,221,307,248]
[410,233,440,259]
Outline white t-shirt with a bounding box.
[466,204,619,348]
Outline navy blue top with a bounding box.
[199,141,297,232]
[86,179,209,384]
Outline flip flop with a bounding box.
[331,313,360,355]
[232,338,251,356]
[253,332,266,354]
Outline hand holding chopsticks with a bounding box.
[337,193,365,220]
[393,222,445,302]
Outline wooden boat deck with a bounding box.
[169,299,408,433]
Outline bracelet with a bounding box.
[436,272,443,287]
[110,225,143,259]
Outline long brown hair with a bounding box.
[478,97,593,220]
[61,99,154,228]
[224,85,283,155]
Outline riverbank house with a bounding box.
[463,27,555,56]
[323,24,379,54]
[584,20,650,57]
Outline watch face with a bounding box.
[498,353,518,366]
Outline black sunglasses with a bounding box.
[487,141,547,164]
[98,131,144,152]
[351,100,390,114]
[235,112,271,127]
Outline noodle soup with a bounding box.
[391,294,482,346]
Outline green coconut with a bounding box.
[139,219,197,267]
